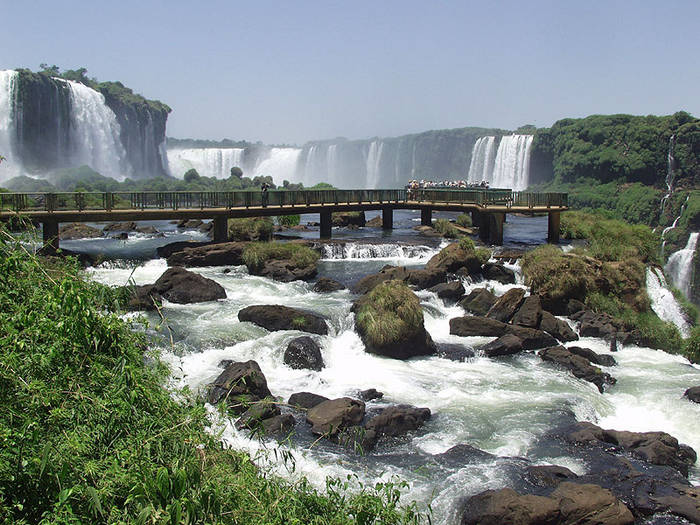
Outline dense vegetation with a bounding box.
[242,242,320,273]
[0,233,422,524]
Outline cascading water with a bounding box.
[166,148,244,179]
[0,70,19,179]
[365,140,384,188]
[646,266,692,338]
[252,147,302,185]
[665,232,699,300]
[326,144,338,186]
[491,135,533,190]
[467,136,496,184]
[321,242,439,261]
[660,135,676,213]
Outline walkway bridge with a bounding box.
[0,188,568,252]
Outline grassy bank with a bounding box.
[0,234,421,524]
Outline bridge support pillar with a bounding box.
[382,206,393,230]
[320,210,332,239]
[213,216,228,243]
[471,210,482,228]
[42,219,59,255]
[479,213,504,245]
[421,208,432,227]
[548,211,560,244]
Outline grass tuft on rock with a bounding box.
[456,214,472,228]
[228,217,274,241]
[433,219,459,238]
[243,242,320,273]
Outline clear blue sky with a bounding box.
[2,0,698,145]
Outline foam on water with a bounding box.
[646,266,691,337]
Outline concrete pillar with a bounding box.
[320,210,332,239]
[421,208,432,227]
[382,206,393,230]
[489,212,504,245]
[471,210,482,228]
[548,211,561,244]
[42,219,59,254]
[213,216,228,243]
[478,213,490,243]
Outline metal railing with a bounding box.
[0,189,567,213]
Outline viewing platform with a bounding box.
[0,188,568,252]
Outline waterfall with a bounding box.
[166,147,244,179]
[665,232,699,300]
[321,242,438,261]
[467,136,496,183]
[646,267,691,338]
[365,140,383,188]
[252,147,301,185]
[62,79,129,179]
[492,135,533,190]
[0,70,19,179]
[661,135,676,213]
[326,144,338,186]
[303,145,319,186]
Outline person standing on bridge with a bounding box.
[261,182,269,207]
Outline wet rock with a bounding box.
[103,221,139,232]
[358,388,383,402]
[254,259,317,282]
[238,305,328,335]
[428,281,465,302]
[683,386,700,403]
[288,392,329,409]
[177,219,204,229]
[566,298,586,315]
[539,311,579,342]
[511,294,543,328]
[482,262,516,284]
[235,399,281,430]
[507,325,558,350]
[166,242,246,267]
[433,444,497,466]
[551,482,635,524]
[156,240,211,258]
[480,334,524,357]
[486,288,526,323]
[114,232,128,240]
[405,267,446,290]
[306,397,365,435]
[366,215,383,227]
[458,288,497,316]
[332,211,366,227]
[59,222,103,240]
[261,414,295,435]
[151,267,226,304]
[571,310,621,340]
[207,360,272,413]
[426,242,483,275]
[313,277,345,293]
[284,336,324,371]
[363,405,431,447]
[352,265,445,294]
[525,465,578,488]
[437,343,476,362]
[135,225,159,235]
[568,346,617,367]
[449,315,508,337]
[539,346,616,393]
[126,285,162,311]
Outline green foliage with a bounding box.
[455,214,472,228]
[242,242,319,273]
[683,327,700,363]
[183,168,200,182]
[0,233,422,524]
[433,219,458,238]
[521,245,594,306]
[277,214,301,227]
[230,166,243,179]
[227,217,274,242]
[458,237,475,251]
[356,281,424,348]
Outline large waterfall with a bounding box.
[166,148,245,179]
[467,136,496,184]
[365,140,384,188]
[254,147,301,183]
[467,134,533,190]
[665,232,699,299]
[0,70,19,179]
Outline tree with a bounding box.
[229,166,243,179]
[184,169,200,183]
[0,155,5,164]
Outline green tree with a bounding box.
[230,166,243,179]
[183,168,200,182]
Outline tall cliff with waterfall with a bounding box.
[0,69,170,180]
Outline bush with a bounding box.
[228,217,274,241]
[433,219,458,238]
[183,168,200,182]
[456,214,472,227]
[243,242,319,273]
[683,327,700,363]
[521,244,594,305]
[277,214,301,227]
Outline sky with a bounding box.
[1,0,699,145]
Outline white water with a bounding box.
[646,267,691,338]
[665,232,699,300]
[254,147,302,185]
[492,135,533,191]
[365,140,384,189]
[321,242,440,262]
[0,70,20,179]
[467,136,496,183]
[61,79,130,179]
[166,147,244,179]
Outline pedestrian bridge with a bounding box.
[0,188,568,252]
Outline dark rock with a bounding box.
[59,223,103,240]
[539,311,579,343]
[480,334,524,357]
[359,388,383,402]
[261,414,295,435]
[366,215,382,227]
[482,262,516,284]
[284,336,324,371]
[207,360,272,413]
[539,346,616,393]
[568,346,617,367]
[449,315,508,337]
[177,219,204,229]
[156,241,211,258]
[125,285,162,311]
[610,333,618,352]
[437,343,476,362]
[351,265,445,294]
[433,444,497,466]
[288,392,329,409]
[428,281,465,302]
[114,232,128,240]
[363,405,431,448]
[135,225,159,234]
[238,305,328,335]
[198,221,213,233]
[252,257,318,283]
[151,267,226,304]
[551,482,635,525]
[507,325,558,350]
[511,294,543,328]
[405,268,446,290]
[313,277,346,292]
[572,310,621,341]
[486,288,526,323]
[103,221,139,232]
[566,299,586,315]
[222,268,231,274]
[525,465,578,488]
[426,242,484,275]
[683,386,700,403]
[306,397,365,435]
[332,212,366,227]
[458,288,498,316]
[235,399,281,430]
[166,242,246,267]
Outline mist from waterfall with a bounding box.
[0,70,19,179]
[665,232,699,300]
[166,148,244,179]
[254,147,301,184]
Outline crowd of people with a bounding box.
[405,179,490,190]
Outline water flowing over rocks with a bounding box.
[283,336,324,371]
[166,242,246,267]
[486,288,526,322]
[481,262,516,284]
[567,346,617,367]
[312,277,346,292]
[427,281,465,302]
[127,267,226,309]
[238,305,328,335]
[539,346,616,393]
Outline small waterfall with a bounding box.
[365,140,383,188]
[252,147,301,185]
[63,79,129,179]
[326,144,338,186]
[467,136,496,183]
[646,267,691,338]
[303,145,319,186]
[0,70,20,179]
[321,242,437,261]
[166,147,244,179]
[665,232,699,299]
[492,135,533,190]
[660,195,689,257]
[661,135,676,213]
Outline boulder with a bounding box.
[166,242,246,267]
[156,241,211,258]
[313,277,346,293]
[437,343,476,362]
[306,397,365,435]
[288,392,329,409]
[507,325,558,350]
[426,242,483,275]
[428,281,465,302]
[539,346,616,393]
[539,311,579,343]
[568,346,617,367]
[482,262,516,284]
[151,267,226,304]
[103,221,139,232]
[135,225,159,235]
[177,219,204,229]
[486,288,526,322]
[458,288,497,316]
[683,386,700,403]
[126,285,162,311]
[363,405,431,446]
[238,305,328,335]
[235,399,281,430]
[332,212,365,227]
[525,465,578,488]
[207,360,272,413]
[252,258,318,283]
[570,310,621,341]
[352,265,445,294]
[511,294,542,328]
[358,388,383,401]
[59,223,103,240]
[480,334,524,357]
[449,316,508,337]
[405,267,446,289]
[261,414,295,435]
[366,215,382,227]
[551,482,635,525]
[284,336,324,371]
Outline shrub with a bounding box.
[433,219,458,238]
[277,214,301,227]
[683,327,700,363]
[521,245,594,305]
[243,242,319,272]
[228,217,273,241]
[183,168,200,182]
[456,214,472,227]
